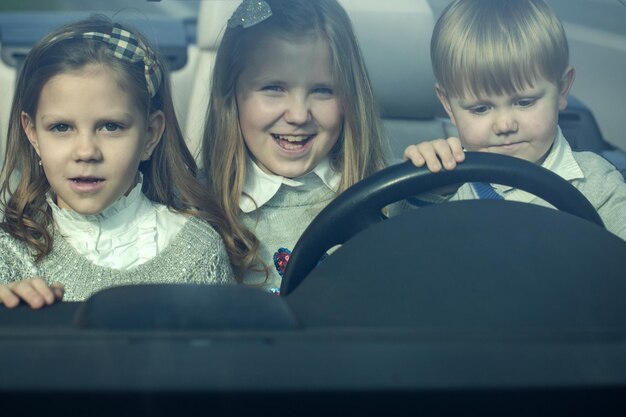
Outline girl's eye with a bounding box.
[517,98,536,107]
[51,123,70,133]
[261,85,284,93]
[312,87,334,96]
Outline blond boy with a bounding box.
[404,0,626,240]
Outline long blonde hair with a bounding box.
[0,16,242,275]
[431,0,570,98]
[202,0,388,274]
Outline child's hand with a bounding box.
[0,278,64,309]
[404,137,465,173]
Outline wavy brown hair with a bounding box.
[202,0,389,275]
[0,16,244,279]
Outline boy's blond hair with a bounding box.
[431,0,570,98]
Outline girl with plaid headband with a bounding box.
[0,16,238,309]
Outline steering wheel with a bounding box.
[280,152,604,296]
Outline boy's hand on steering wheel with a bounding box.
[404,137,465,173]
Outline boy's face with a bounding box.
[436,68,574,164]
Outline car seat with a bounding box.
[183,0,240,162]
[341,0,448,160]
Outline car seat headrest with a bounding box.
[341,0,439,120]
[196,0,239,50]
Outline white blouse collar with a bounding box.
[239,157,341,213]
[493,126,584,196]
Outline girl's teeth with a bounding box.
[273,134,312,142]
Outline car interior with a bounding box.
[1,0,626,415]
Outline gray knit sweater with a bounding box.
[405,139,626,241]
[241,177,336,291]
[0,217,234,301]
[447,150,626,241]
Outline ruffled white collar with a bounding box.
[46,175,179,270]
[48,179,145,224]
[239,157,341,213]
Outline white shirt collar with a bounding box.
[493,126,585,199]
[541,126,584,181]
[239,157,341,213]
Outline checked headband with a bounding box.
[52,24,162,97]
[81,25,162,97]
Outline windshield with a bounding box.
[0,1,625,413]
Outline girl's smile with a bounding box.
[271,133,316,151]
[236,34,343,179]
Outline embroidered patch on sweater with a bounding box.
[270,248,330,296]
[273,247,291,277]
